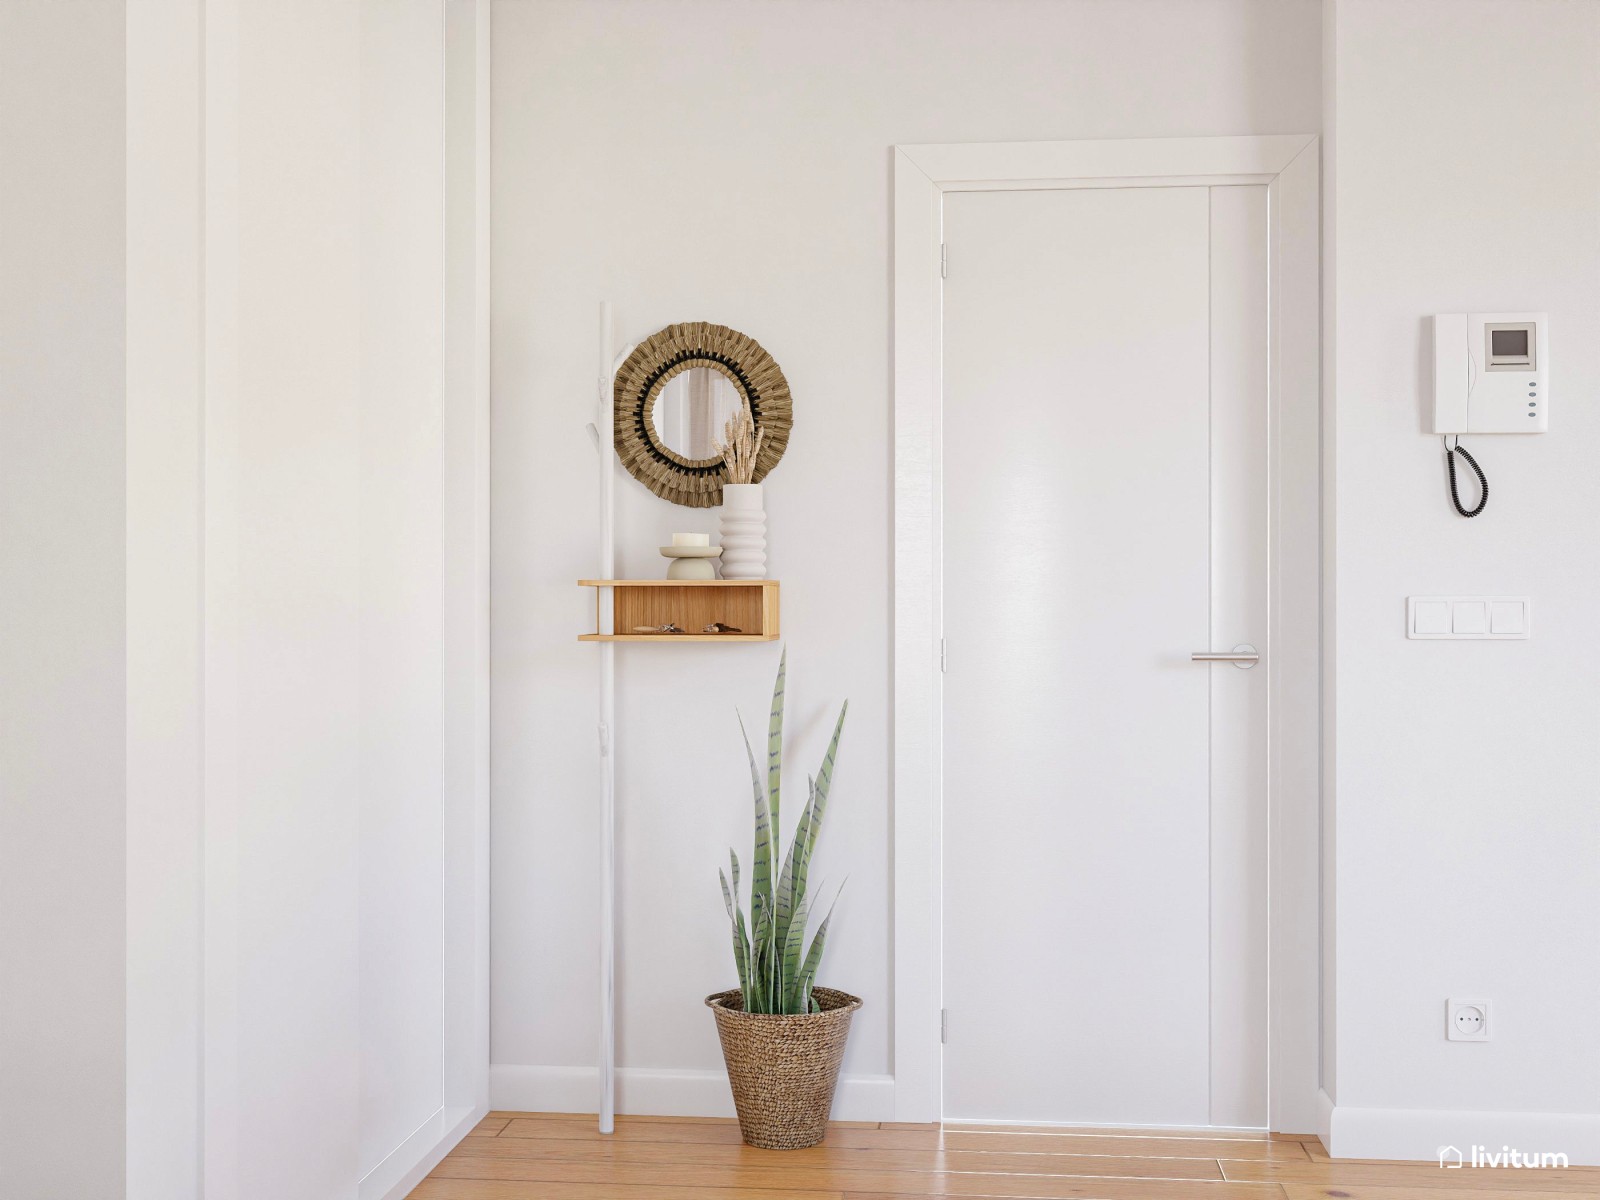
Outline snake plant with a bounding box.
[718,650,848,1015]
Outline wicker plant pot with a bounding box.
[705,987,862,1149]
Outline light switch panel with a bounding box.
[1490,601,1526,635]
[1412,599,1450,635]
[1408,596,1530,640]
[1453,601,1487,635]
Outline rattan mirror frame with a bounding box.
[614,321,793,508]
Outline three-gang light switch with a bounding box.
[1408,596,1530,640]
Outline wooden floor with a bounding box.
[409,1111,1600,1199]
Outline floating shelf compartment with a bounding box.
[578,579,779,642]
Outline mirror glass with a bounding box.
[651,366,746,461]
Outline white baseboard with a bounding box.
[1326,1100,1600,1166]
[361,1104,484,1200]
[489,1064,896,1123]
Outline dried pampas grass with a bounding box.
[716,402,766,485]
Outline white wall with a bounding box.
[123,3,490,1197]
[359,0,448,1173]
[0,3,128,1196]
[490,0,1322,1116]
[199,4,489,1196]
[127,0,204,1192]
[7,4,486,1192]
[202,3,367,1190]
[1324,0,1600,1162]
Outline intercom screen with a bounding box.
[1491,328,1529,357]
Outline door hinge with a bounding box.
[939,243,947,279]
[941,1008,948,1044]
[939,637,946,673]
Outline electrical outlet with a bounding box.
[1448,999,1491,1042]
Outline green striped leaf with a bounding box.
[806,702,848,863]
[719,866,751,1006]
[766,649,786,845]
[791,701,846,926]
[726,848,750,1002]
[764,887,781,1010]
[738,714,774,947]
[779,891,810,1011]
[791,885,841,1011]
[751,890,777,1012]
[774,776,816,954]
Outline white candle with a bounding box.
[671,532,710,547]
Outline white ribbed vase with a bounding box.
[718,483,767,580]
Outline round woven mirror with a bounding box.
[614,321,792,508]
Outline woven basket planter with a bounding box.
[705,987,862,1149]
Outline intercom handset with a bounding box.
[1431,312,1547,517]
[1433,311,1548,434]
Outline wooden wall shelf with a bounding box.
[578,579,779,642]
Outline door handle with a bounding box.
[1190,643,1259,669]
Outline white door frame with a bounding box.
[891,135,1322,1131]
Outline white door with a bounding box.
[941,186,1269,1128]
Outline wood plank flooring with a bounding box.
[409,1112,1600,1200]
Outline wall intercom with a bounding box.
[1431,312,1547,517]
[1433,312,1548,433]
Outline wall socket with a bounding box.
[1448,999,1491,1041]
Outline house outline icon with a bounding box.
[1438,1145,1464,1168]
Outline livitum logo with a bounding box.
[1438,1144,1570,1169]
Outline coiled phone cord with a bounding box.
[1445,436,1488,518]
